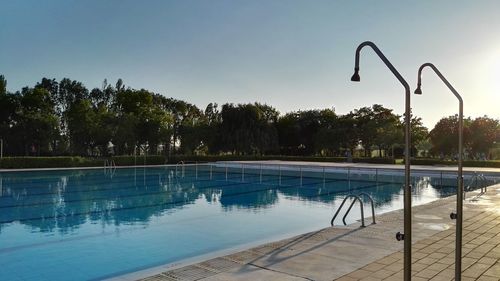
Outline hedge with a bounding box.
[166,155,346,163]
[0,155,396,169]
[410,158,500,168]
[3,155,498,169]
[111,155,166,166]
[0,157,102,169]
[166,155,396,165]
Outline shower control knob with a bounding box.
[450,212,457,220]
[396,232,405,241]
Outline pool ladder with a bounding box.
[104,159,116,177]
[104,159,116,169]
[331,193,376,227]
[175,161,185,176]
[462,173,491,202]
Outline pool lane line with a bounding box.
[3,173,437,200]
[0,177,353,224]
[0,172,269,199]
[0,167,319,187]
[301,182,394,200]
[0,166,405,190]
[0,175,393,210]
[0,173,442,211]
[0,174,268,208]
[0,182,395,255]
[0,173,315,206]
[0,168,222,191]
[0,174,246,198]
[0,174,342,210]
[0,169,179,186]
[0,170,405,200]
[0,170,381,202]
[0,177,357,222]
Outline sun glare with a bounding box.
[488,51,500,95]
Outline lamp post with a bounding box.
[351,41,412,281]
[415,63,463,280]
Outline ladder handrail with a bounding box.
[463,173,493,200]
[479,174,487,193]
[332,193,377,227]
[104,159,116,168]
[342,196,365,227]
[358,192,376,225]
[465,172,478,191]
[331,194,364,227]
[175,161,185,175]
[465,173,488,192]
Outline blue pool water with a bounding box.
[0,165,457,281]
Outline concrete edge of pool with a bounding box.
[108,182,500,281]
[1,161,500,175]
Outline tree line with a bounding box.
[0,75,498,159]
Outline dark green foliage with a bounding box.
[111,155,166,166]
[218,103,279,155]
[429,115,500,159]
[5,155,500,169]
[0,74,498,163]
[410,158,500,168]
[166,155,395,164]
[0,157,102,169]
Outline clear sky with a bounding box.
[1,0,499,128]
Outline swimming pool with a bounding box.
[0,164,460,280]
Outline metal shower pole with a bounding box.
[415,63,464,280]
[351,41,412,281]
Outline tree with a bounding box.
[429,115,471,157]
[0,77,20,155]
[371,105,403,157]
[334,113,359,154]
[410,116,429,157]
[91,104,116,156]
[0,75,6,95]
[65,99,95,155]
[138,107,173,155]
[113,113,138,155]
[219,103,279,155]
[312,109,338,156]
[12,87,60,155]
[277,113,301,155]
[468,116,499,156]
[352,104,404,157]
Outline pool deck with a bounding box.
[126,182,500,281]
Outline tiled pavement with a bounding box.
[118,184,500,281]
[335,210,500,281]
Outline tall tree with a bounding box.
[429,115,471,157]
[13,87,59,155]
[468,116,499,156]
[0,75,6,95]
[65,99,95,155]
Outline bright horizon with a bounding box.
[1,0,499,128]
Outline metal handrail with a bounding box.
[342,197,365,227]
[104,159,116,169]
[480,175,488,193]
[331,195,365,227]
[175,161,185,176]
[104,159,116,178]
[465,173,488,193]
[358,192,376,225]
